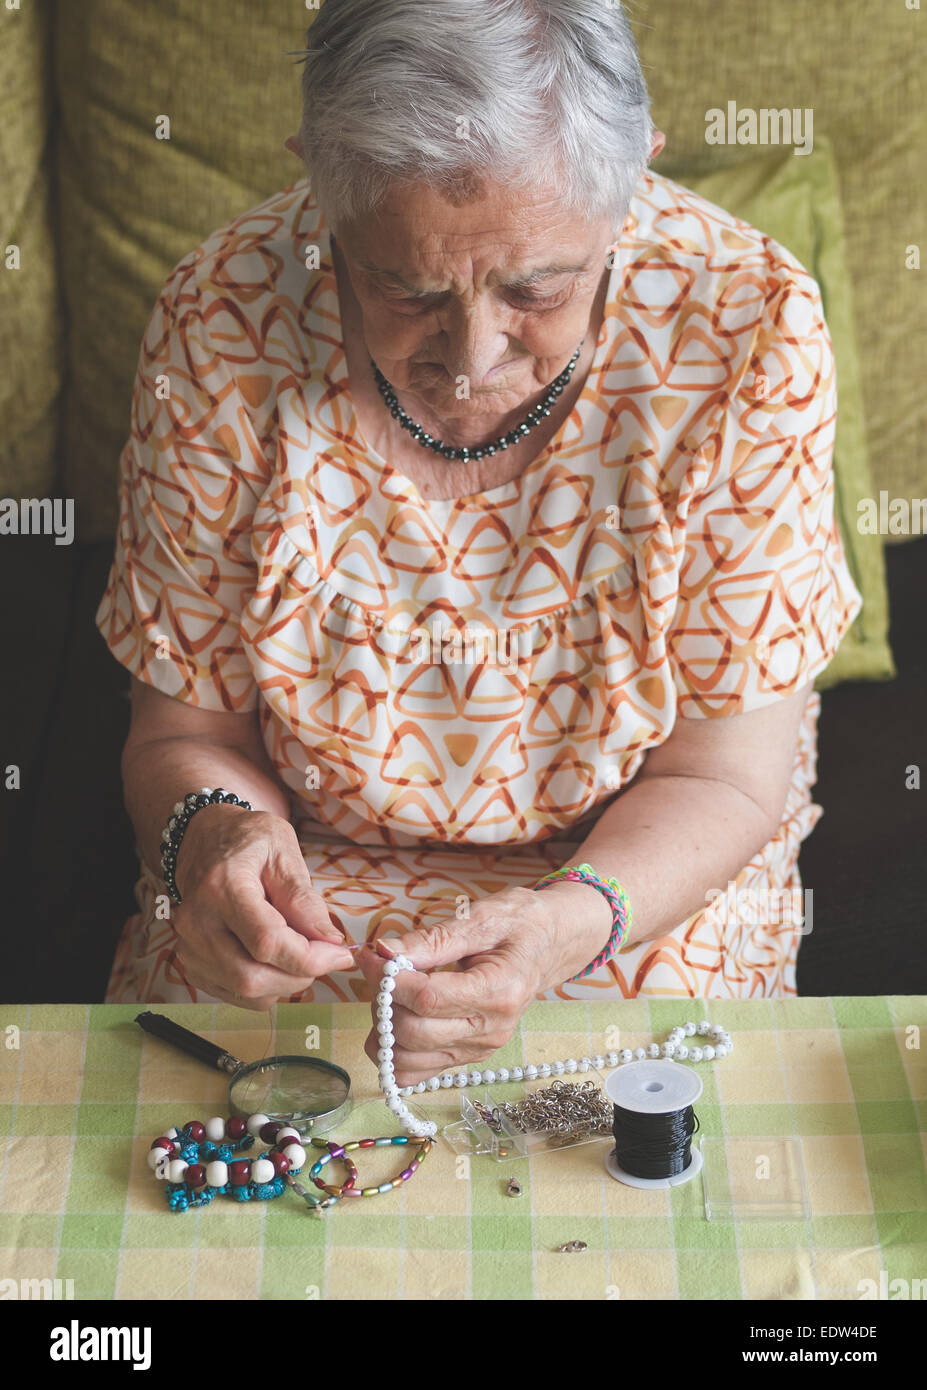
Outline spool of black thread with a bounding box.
[612,1101,700,1179]
[604,1059,704,1189]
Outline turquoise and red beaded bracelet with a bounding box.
[147,1114,309,1211]
[534,861,633,981]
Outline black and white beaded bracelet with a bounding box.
[160,787,252,905]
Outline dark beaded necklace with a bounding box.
[369,344,584,463]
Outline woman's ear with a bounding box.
[284,135,303,159]
[649,129,666,162]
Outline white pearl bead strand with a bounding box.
[376,957,733,1138]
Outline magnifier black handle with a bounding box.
[135,1011,239,1071]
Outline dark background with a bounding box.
[2,533,925,1002]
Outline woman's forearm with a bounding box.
[541,772,778,987]
[579,772,776,940]
[121,735,292,886]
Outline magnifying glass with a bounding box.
[135,1011,352,1135]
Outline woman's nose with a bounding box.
[441,296,510,386]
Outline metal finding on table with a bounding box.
[475,1079,613,1139]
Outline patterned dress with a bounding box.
[95,170,862,1003]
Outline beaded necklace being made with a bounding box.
[372,953,733,1138]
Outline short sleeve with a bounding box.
[95,256,262,712]
[666,271,862,718]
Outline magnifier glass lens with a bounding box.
[229,1057,351,1129]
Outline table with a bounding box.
[0,997,924,1300]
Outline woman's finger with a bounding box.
[391,953,526,1022]
[221,877,355,977]
[388,911,513,973]
[177,921,341,1000]
[386,1001,494,1052]
[365,1033,495,1082]
[182,966,278,1012]
[384,888,541,973]
[262,837,347,945]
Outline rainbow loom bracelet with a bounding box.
[533,862,632,980]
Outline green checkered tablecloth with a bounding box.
[0,997,924,1300]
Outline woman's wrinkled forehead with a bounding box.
[336,178,613,288]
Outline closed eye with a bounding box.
[507,289,572,311]
[385,288,573,313]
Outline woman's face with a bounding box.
[332,178,618,425]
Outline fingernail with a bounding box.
[376,938,402,960]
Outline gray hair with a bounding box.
[294,0,654,236]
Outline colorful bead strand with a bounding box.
[308,1135,433,1199]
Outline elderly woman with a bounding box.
[96,0,859,1084]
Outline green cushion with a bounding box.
[632,0,925,527]
[0,2,62,502]
[681,143,894,688]
[54,0,308,539]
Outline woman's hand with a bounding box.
[171,804,355,1008]
[357,881,612,1084]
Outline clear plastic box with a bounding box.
[442,1090,610,1162]
[700,1135,809,1220]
